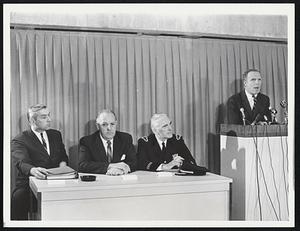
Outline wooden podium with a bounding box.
[220,124,289,221]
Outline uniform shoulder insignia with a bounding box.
[175,134,182,140]
[141,136,148,142]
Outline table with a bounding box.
[29,171,232,221]
[220,124,289,221]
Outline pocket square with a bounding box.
[121,154,126,161]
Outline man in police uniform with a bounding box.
[137,113,196,171]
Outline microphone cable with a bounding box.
[251,125,262,220]
[279,124,289,215]
[266,125,282,220]
[255,125,280,220]
[252,125,281,220]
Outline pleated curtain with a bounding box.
[10,29,287,177]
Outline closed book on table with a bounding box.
[45,166,78,180]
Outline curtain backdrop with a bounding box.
[10,29,287,179]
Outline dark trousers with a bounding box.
[11,187,30,220]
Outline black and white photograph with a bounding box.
[3,3,295,228]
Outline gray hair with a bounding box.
[96,109,117,124]
[150,113,169,133]
[27,104,47,123]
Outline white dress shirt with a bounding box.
[245,90,258,110]
[31,128,50,154]
[99,134,114,156]
[155,135,168,170]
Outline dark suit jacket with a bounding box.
[11,129,69,188]
[78,131,137,174]
[137,134,196,171]
[227,90,271,125]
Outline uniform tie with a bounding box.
[106,140,113,163]
[162,141,167,153]
[40,133,47,151]
[252,95,257,110]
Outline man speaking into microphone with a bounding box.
[227,69,271,125]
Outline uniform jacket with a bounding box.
[11,129,68,188]
[78,131,137,174]
[137,133,196,171]
[227,90,271,125]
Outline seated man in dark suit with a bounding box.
[11,104,69,220]
[79,109,136,175]
[227,69,271,125]
[137,113,196,171]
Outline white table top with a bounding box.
[30,171,232,193]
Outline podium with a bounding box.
[220,124,289,221]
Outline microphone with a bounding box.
[269,107,277,115]
[263,115,269,124]
[251,113,261,125]
[269,107,278,124]
[240,108,246,126]
[280,100,288,124]
[280,100,287,109]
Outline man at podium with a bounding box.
[227,69,271,125]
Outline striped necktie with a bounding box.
[107,140,113,163]
[40,133,47,151]
[252,95,257,110]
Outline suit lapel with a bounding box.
[150,134,164,159]
[95,132,108,161]
[241,90,256,122]
[113,132,122,162]
[252,93,261,115]
[241,90,252,116]
[28,129,50,157]
[46,130,53,155]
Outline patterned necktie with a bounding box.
[40,133,47,151]
[252,95,257,110]
[107,140,113,163]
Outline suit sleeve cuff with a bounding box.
[146,162,152,170]
[147,162,161,171]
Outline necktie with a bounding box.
[107,140,113,163]
[40,133,47,151]
[162,142,167,153]
[252,95,257,110]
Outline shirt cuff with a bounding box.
[156,164,164,171]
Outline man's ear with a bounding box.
[152,128,157,135]
[95,123,100,130]
[29,116,36,126]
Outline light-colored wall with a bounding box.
[10,12,287,39]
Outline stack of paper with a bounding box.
[45,166,78,180]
